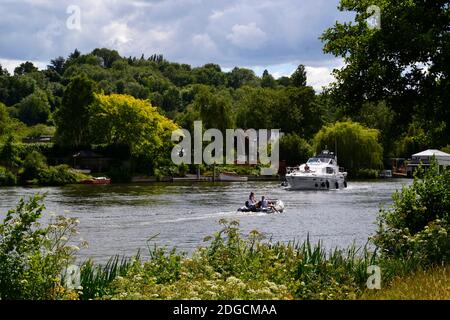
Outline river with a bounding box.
[0,179,411,263]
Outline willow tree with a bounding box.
[313,121,383,173]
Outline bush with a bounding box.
[0,195,81,299]
[37,165,80,186]
[353,169,379,179]
[0,166,17,186]
[21,151,47,181]
[372,159,450,265]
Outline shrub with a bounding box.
[0,195,81,299]
[353,168,379,179]
[0,166,17,186]
[372,159,450,265]
[37,165,79,186]
[21,151,47,181]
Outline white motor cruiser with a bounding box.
[285,150,347,190]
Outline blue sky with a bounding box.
[0,0,353,90]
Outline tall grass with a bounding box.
[79,254,139,300]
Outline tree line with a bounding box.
[0,0,448,181]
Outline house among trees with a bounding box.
[72,150,113,173]
[407,149,450,177]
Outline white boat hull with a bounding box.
[286,175,346,190]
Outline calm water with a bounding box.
[0,179,411,263]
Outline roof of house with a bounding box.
[412,149,450,158]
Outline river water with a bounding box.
[0,179,411,263]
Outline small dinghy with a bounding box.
[238,199,285,213]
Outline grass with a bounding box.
[361,266,450,300]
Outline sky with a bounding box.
[0,0,354,91]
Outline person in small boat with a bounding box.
[304,164,310,172]
[245,192,257,210]
[259,196,268,209]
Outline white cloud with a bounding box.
[0,58,47,74]
[226,22,267,49]
[0,0,354,79]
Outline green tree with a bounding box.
[261,70,276,88]
[54,75,97,148]
[291,64,307,87]
[191,87,234,133]
[14,61,38,76]
[92,48,121,68]
[192,64,226,87]
[275,86,322,137]
[279,133,313,165]
[0,136,21,169]
[0,64,8,76]
[313,121,383,174]
[235,87,279,130]
[0,103,12,137]
[48,56,66,75]
[226,67,258,89]
[89,93,179,172]
[321,0,450,147]
[17,90,51,125]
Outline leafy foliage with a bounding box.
[313,121,383,175]
[0,195,81,299]
[373,160,450,265]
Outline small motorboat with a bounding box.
[238,199,285,213]
[80,177,111,185]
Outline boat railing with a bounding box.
[286,166,300,174]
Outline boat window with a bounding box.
[307,158,320,164]
[326,167,334,174]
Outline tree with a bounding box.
[0,75,36,106]
[92,48,121,68]
[261,69,276,88]
[0,135,21,169]
[235,87,280,130]
[227,67,258,88]
[89,93,179,172]
[271,86,321,137]
[191,87,234,133]
[0,64,9,76]
[313,121,383,174]
[192,64,226,86]
[54,75,96,148]
[321,0,450,148]
[291,64,307,87]
[14,62,38,76]
[0,103,11,136]
[48,57,66,75]
[17,90,51,125]
[279,133,313,165]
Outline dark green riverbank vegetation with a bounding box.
[0,161,448,300]
[1,0,449,183]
